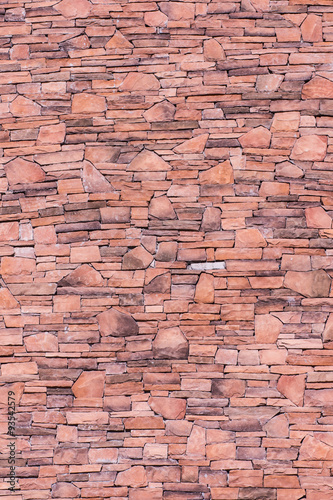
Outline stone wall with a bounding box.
[1,0,333,499]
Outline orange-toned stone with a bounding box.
[52,482,80,498]
[54,295,80,312]
[10,96,40,117]
[259,182,289,197]
[143,100,175,122]
[85,146,120,163]
[281,255,311,271]
[1,257,35,275]
[106,30,133,49]
[0,222,19,241]
[120,72,160,91]
[59,264,103,287]
[201,207,221,231]
[70,246,101,263]
[323,313,333,342]
[301,14,322,42]
[72,371,105,398]
[305,207,332,229]
[100,206,130,223]
[149,396,186,419]
[159,2,195,20]
[194,273,214,303]
[82,160,113,193]
[256,74,284,92]
[88,448,118,463]
[235,228,267,248]
[199,161,234,184]
[34,226,57,244]
[186,425,206,457]
[215,349,238,365]
[25,333,58,352]
[0,288,19,309]
[299,435,333,461]
[72,94,106,113]
[271,112,300,132]
[10,44,29,60]
[153,327,188,359]
[255,314,282,343]
[2,361,38,376]
[57,425,78,442]
[263,414,289,438]
[284,270,331,298]
[250,0,269,11]
[128,150,170,171]
[155,241,177,262]
[302,76,333,99]
[37,123,66,144]
[149,196,176,219]
[291,135,327,162]
[55,0,91,18]
[4,158,45,185]
[204,39,225,61]
[97,307,139,337]
[174,134,208,154]
[122,246,153,269]
[144,10,168,27]
[115,466,147,487]
[212,379,246,397]
[277,375,305,406]
[275,162,303,178]
[304,389,333,406]
[239,126,271,148]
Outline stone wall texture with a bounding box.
[1,0,333,499]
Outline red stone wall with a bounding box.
[1,0,333,499]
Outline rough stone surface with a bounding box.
[1,2,332,498]
[153,327,188,359]
[97,308,139,337]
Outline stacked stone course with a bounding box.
[0,0,332,499]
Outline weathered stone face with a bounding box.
[284,270,331,298]
[97,308,139,337]
[153,327,188,359]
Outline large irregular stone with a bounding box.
[204,39,225,61]
[72,94,106,113]
[72,371,105,398]
[302,76,333,99]
[105,30,133,49]
[153,327,188,359]
[120,72,160,91]
[25,333,58,352]
[115,466,147,487]
[149,397,186,419]
[37,123,66,144]
[128,149,170,171]
[277,375,305,406]
[97,307,139,337]
[235,228,267,248]
[143,100,175,122]
[299,435,333,461]
[174,134,209,154]
[301,14,322,42]
[291,135,327,161]
[52,482,80,498]
[255,314,283,344]
[55,0,91,18]
[159,2,195,20]
[284,270,331,298]
[201,207,221,231]
[155,242,177,262]
[0,288,19,309]
[186,425,206,457]
[256,74,284,92]
[304,389,333,406]
[275,161,304,178]
[82,161,113,192]
[5,158,45,185]
[323,313,333,342]
[144,273,171,294]
[58,264,103,287]
[305,206,332,228]
[122,246,153,270]
[149,196,176,219]
[194,273,214,303]
[263,414,289,438]
[10,96,41,117]
[239,126,271,148]
[144,10,168,27]
[271,112,300,132]
[212,379,246,398]
[85,146,120,163]
[199,161,234,184]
